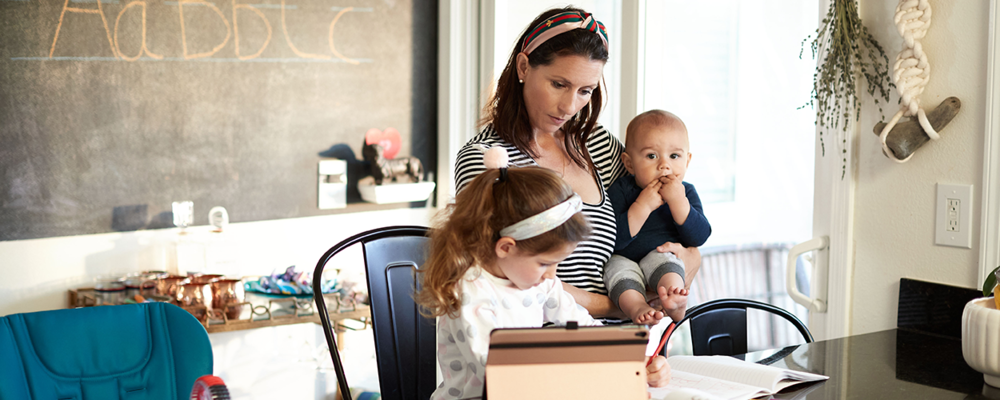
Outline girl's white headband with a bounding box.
[499,193,583,241]
[476,145,582,241]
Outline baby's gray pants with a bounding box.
[604,250,685,308]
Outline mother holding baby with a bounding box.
[454,7,703,324]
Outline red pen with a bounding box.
[647,322,676,366]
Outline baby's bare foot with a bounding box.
[631,306,664,325]
[657,285,689,322]
[620,290,665,325]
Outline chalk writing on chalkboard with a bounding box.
[0,0,438,242]
[19,0,374,63]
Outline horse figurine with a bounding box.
[362,143,423,185]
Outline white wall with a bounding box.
[850,1,990,334]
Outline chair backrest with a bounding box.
[687,243,810,351]
[0,302,213,400]
[314,225,435,400]
[667,298,813,356]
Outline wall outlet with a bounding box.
[935,183,973,248]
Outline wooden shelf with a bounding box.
[68,289,370,334]
[199,300,370,334]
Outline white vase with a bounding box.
[962,297,1000,387]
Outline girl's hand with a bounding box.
[645,355,671,387]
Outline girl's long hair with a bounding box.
[481,6,610,172]
[417,167,591,318]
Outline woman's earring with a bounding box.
[519,79,523,84]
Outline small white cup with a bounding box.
[172,201,194,229]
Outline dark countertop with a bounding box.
[745,328,996,399]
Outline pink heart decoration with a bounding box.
[365,127,402,160]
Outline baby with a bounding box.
[606,110,712,324]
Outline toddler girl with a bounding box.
[418,148,670,400]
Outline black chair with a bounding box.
[313,225,436,400]
[665,298,813,356]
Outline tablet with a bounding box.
[485,324,650,400]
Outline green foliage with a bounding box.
[801,0,893,179]
[983,265,1000,297]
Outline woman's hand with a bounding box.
[561,281,627,319]
[645,355,671,387]
[656,242,702,291]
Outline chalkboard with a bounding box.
[0,0,438,241]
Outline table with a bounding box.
[739,328,994,399]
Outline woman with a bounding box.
[454,7,701,321]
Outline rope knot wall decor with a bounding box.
[876,0,961,163]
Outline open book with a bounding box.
[647,355,828,400]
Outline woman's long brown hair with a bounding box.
[417,167,591,318]
[481,6,610,171]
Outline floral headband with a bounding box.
[521,11,609,55]
[477,145,583,241]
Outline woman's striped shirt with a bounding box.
[454,125,627,301]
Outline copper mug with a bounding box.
[176,282,213,320]
[189,273,224,285]
[210,278,246,320]
[155,275,189,301]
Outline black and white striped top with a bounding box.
[454,124,627,298]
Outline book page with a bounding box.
[648,370,766,400]
[669,355,828,392]
[646,387,726,400]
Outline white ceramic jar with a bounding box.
[962,297,1000,387]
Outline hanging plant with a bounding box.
[801,0,893,179]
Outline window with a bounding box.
[484,0,819,248]
[643,1,739,203]
[478,1,820,350]
[642,0,818,248]
[639,1,819,352]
